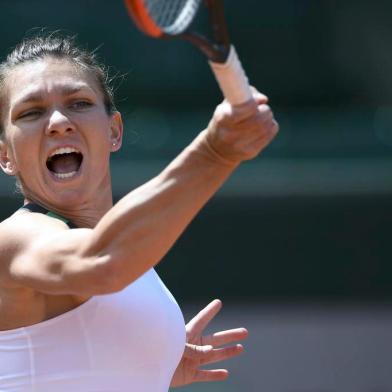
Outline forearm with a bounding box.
[82,130,237,287]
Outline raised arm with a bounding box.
[2,90,278,297]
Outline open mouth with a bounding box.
[46,147,83,179]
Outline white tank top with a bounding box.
[0,269,185,392]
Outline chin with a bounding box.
[49,177,109,210]
[22,168,110,210]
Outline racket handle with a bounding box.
[209,45,253,105]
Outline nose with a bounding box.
[45,109,75,136]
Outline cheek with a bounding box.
[9,128,40,168]
[81,117,112,166]
[86,115,112,146]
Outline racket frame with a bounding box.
[125,0,230,62]
[124,0,253,104]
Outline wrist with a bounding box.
[192,130,240,170]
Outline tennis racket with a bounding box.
[124,0,253,105]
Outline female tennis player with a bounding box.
[0,33,278,391]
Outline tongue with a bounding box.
[50,154,80,174]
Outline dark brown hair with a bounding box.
[0,32,117,137]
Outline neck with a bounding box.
[25,190,113,228]
[23,174,115,228]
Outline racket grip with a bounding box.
[208,45,253,105]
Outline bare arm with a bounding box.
[2,91,278,297]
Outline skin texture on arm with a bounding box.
[1,133,236,297]
[0,213,98,293]
[76,91,278,295]
[2,91,278,297]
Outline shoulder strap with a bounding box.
[20,203,78,229]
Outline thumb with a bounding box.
[250,86,269,104]
[228,87,268,120]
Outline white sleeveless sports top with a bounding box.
[0,268,185,392]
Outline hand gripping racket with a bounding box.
[124,0,253,105]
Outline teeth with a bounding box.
[53,171,77,179]
[49,147,80,158]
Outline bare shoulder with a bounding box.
[0,208,99,297]
[0,210,69,286]
[0,209,70,249]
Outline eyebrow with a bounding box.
[14,85,90,106]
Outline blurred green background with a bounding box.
[1,0,391,301]
[1,2,392,390]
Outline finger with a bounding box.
[193,369,229,383]
[258,103,273,116]
[230,99,259,122]
[254,118,279,142]
[245,121,278,154]
[215,99,258,125]
[186,299,223,334]
[250,86,268,104]
[182,343,213,359]
[203,328,248,346]
[182,342,244,364]
[270,119,280,135]
[255,94,269,105]
[200,344,244,366]
[215,93,271,126]
[230,89,269,119]
[229,104,273,130]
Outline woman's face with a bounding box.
[0,57,122,208]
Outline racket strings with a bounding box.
[144,0,202,34]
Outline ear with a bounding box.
[0,139,17,176]
[109,111,123,152]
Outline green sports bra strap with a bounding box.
[20,203,78,229]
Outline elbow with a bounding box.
[85,255,135,295]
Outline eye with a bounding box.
[69,101,92,110]
[18,109,44,120]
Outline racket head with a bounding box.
[124,0,203,37]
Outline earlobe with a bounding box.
[0,140,17,176]
[109,111,124,152]
[4,162,16,175]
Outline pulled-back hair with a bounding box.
[0,32,117,137]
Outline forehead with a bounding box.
[6,58,99,106]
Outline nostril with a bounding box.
[46,125,74,136]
